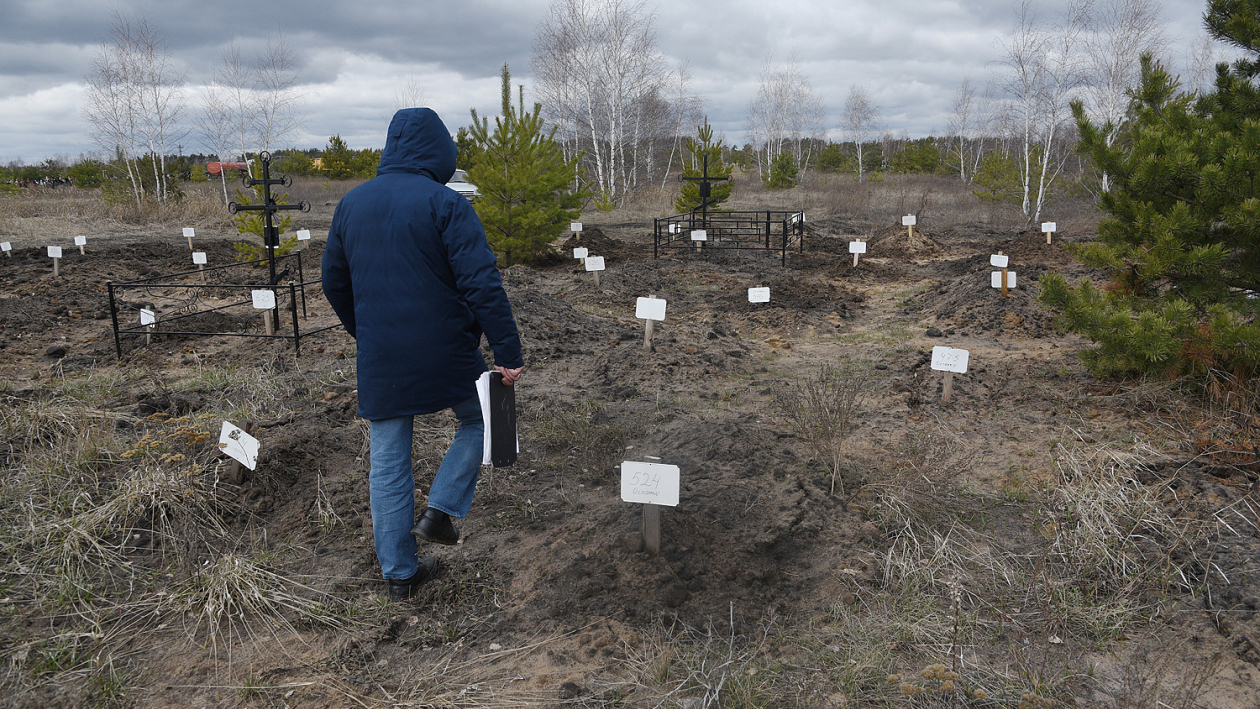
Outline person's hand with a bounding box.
[495,366,524,385]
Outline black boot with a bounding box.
[412,507,460,545]
[387,556,438,601]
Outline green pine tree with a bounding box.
[763,151,799,189]
[675,117,732,213]
[1039,0,1260,379]
[467,64,586,267]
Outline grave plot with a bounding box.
[653,210,805,265]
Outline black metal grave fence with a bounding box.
[653,210,805,265]
[106,250,339,358]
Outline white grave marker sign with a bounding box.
[296,229,311,241]
[219,421,260,471]
[849,241,867,254]
[690,230,708,241]
[584,256,605,272]
[1041,222,1057,232]
[930,346,970,374]
[902,215,917,226]
[990,254,1009,268]
[573,247,589,259]
[635,297,667,321]
[192,252,208,265]
[47,246,62,258]
[748,287,771,303]
[74,236,87,246]
[251,289,276,310]
[990,271,1017,289]
[620,461,680,507]
[570,222,583,232]
[182,227,195,238]
[139,308,156,326]
[0,242,10,252]
[668,223,677,234]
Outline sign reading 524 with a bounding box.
[620,461,680,507]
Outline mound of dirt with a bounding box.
[558,225,645,265]
[866,224,945,260]
[913,261,1058,338]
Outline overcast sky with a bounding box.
[0,0,1220,164]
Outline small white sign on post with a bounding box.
[990,254,1009,268]
[74,236,87,254]
[573,247,588,260]
[182,228,195,238]
[902,215,917,226]
[296,229,311,249]
[584,256,605,272]
[668,223,677,234]
[192,251,208,265]
[621,461,681,506]
[690,230,708,241]
[139,308,156,327]
[635,296,667,321]
[47,245,62,258]
[219,421,260,471]
[570,222,583,232]
[990,271,1017,289]
[849,241,867,254]
[0,241,10,256]
[251,289,276,310]
[748,287,771,303]
[931,345,970,405]
[1041,222,1057,233]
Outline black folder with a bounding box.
[488,372,517,467]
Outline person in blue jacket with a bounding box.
[322,107,524,601]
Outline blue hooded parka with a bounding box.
[322,108,523,421]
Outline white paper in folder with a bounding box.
[475,371,519,465]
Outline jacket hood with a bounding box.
[376,108,458,183]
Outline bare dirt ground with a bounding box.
[2,177,1259,708]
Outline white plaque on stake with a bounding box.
[139,308,156,326]
[748,287,770,303]
[192,251,207,265]
[573,247,588,259]
[1041,222,1057,232]
[991,271,1017,289]
[182,227,195,238]
[635,296,667,321]
[219,421,260,471]
[930,346,970,374]
[990,254,1009,268]
[902,215,917,226]
[296,229,311,241]
[570,222,583,232]
[0,242,10,252]
[47,246,62,258]
[620,461,680,507]
[74,236,87,246]
[251,289,276,309]
[668,224,677,234]
[584,256,605,272]
[849,241,867,254]
[690,230,708,242]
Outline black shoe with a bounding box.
[412,507,460,545]
[387,556,438,601]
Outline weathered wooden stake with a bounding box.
[264,310,275,336]
[52,257,60,277]
[78,244,85,255]
[999,250,1009,298]
[644,294,656,351]
[853,252,860,267]
[187,236,194,251]
[908,222,915,240]
[593,270,600,288]
[642,503,661,555]
[1045,230,1052,245]
[942,371,954,404]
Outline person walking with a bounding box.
[322,107,524,601]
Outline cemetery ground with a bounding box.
[1,176,1259,708]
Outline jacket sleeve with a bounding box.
[441,198,524,369]
[321,217,357,339]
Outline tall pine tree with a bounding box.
[1039,0,1260,379]
[675,118,732,213]
[467,64,586,266]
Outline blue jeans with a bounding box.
[368,396,484,580]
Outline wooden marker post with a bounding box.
[192,251,208,282]
[849,239,866,267]
[74,235,87,255]
[252,289,277,336]
[183,227,195,250]
[636,295,667,352]
[296,229,311,250]
[990,253,1015,298]
[1041,221,1056,245]
[1,242,11,257]
[140,308,156,346]
[571,221,582,241]
[691,229,707,252]
[903,214,916,239]
[621,460,680,555]
[47,246,62,276]
[573,246,588,266]
[585,255,605,288]
[930,346,970,405]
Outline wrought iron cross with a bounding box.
[229,151,311,327]
[679,154,729,230]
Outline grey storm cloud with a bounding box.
[0,0,1222,162]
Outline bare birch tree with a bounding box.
[197,81,235,204]
[393,73,429,111]
[841,85,880,181]
[84,27,143,204]
[254,32,301,154]
[746,58,826,179]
